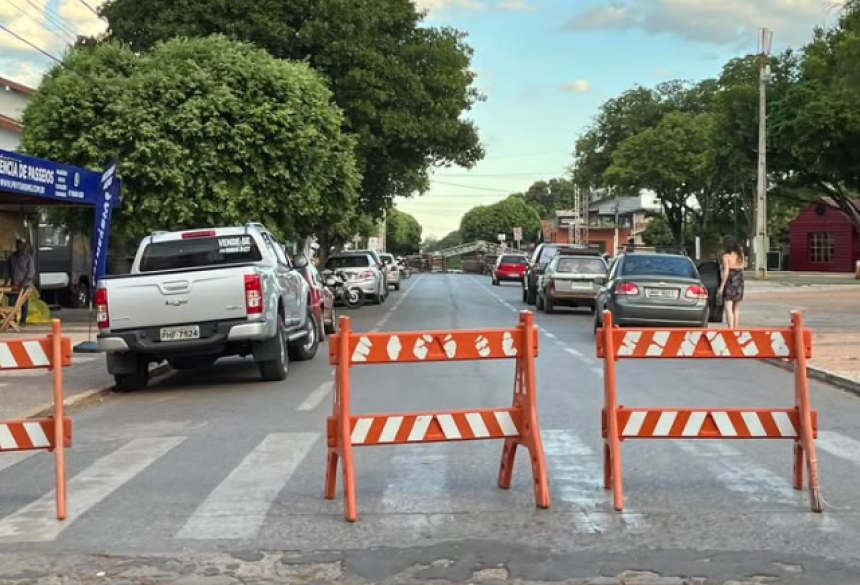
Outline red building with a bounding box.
[789,198,860,272]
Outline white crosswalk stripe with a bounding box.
[177,433,319,540]
[0,437,185,543]
[541,429,647,533]
[817,431,860,467]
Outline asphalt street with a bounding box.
[2,274,860,584]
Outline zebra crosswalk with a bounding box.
[0,427,859,545]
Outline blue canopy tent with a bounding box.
[0,149,120,350]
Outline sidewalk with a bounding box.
[742,281,860,393]
[0,308,114,420]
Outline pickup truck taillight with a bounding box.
[245,274,263,314]
[95,288,109,329]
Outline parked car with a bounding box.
[492,254,528,286]
[379,252,401,291]
[323,253,386,305]
[696,259,726,323]
[593,252,710,333]
[295,255,336,335]
[96,223,316,390]
[537,253,608,314]
[353,249,389,296]
[37,223,92,308]
[523,244,602,305]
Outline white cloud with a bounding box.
[567,0,846,47]
[415,0,488,11]
[655,68,670,76]
[561,79,591,92]
[498,0,536,11]
[0,0,108,86]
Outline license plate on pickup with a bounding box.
[160,326,200,342]
[645,288,679,300]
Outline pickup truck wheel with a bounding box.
[289,310,319,361]
[259,318,289,382]
[114,359,149,392]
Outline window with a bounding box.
[620,255,697,279]
[500,255,527,265]
[139,236,262,272]
[557,257,607,274]
[809,232,835,263]
[325,255,371,269]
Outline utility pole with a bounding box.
[755,28,773,279]
[613,201,620,257]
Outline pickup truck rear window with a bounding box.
[139,236,262,272]
[325,256,370,269]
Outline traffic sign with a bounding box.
[513,227,522,242]
[498,234,506,242]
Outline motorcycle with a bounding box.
[323,270,364,309]
[398,261,412,279]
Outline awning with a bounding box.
[0,149,118,209]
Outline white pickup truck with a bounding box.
[96,223,317,390]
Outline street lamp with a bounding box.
[755,27,773,279]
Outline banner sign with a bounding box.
[91,161,120,282]
[0,149,102,204]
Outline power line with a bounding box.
[432,180,513,193]
[433,171,565,178]
[75,0,101,18]
[0,23,103,87]
[482,148,572,160]
[6,0,78,45]
[0,21,63,65]
[24,0,82,38]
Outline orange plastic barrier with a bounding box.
[325,311,549,521]
[597,311,821,513]
[0,320,72,520]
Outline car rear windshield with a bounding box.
[621,255,697,278]
[500,255,527,265]
[139,235,262,272]
[557,257,606,273]
[325,256,370,269]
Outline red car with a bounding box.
[296,257,337,336]
[492,253,528,286]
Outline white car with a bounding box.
[323,253,387,304]
[379,252,401,291]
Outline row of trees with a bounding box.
[24,0,478,247]
[573,0,860,249]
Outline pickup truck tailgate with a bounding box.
[106,267,249,331]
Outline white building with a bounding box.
[0,75,34,150]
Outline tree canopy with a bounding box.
[100,0,484,218]
[386,209,422,255]
[22,36,359,241]
[459,196,541,244]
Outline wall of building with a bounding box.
[0,87,30,120]
[0,127,20,150]
[789,202,860,272]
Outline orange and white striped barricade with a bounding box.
[325,311,549,521]
[597,311,821,513]
[0,319,72,520]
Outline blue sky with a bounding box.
[398,0,844,238]
[0,0,844,238]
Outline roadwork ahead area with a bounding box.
[1,274,860,584]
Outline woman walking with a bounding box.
[718,236,745,328]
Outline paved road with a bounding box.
[2,274,860,584]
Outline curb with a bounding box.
[16,363,172,419]
[765,359,860,398]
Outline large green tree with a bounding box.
[22,37,359,240]
[459,196,541,244]
[770,0,860,237]
[605,111,714,246]
[100,0,484,217]
[386,209,422,255]
[521,178,577,219]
